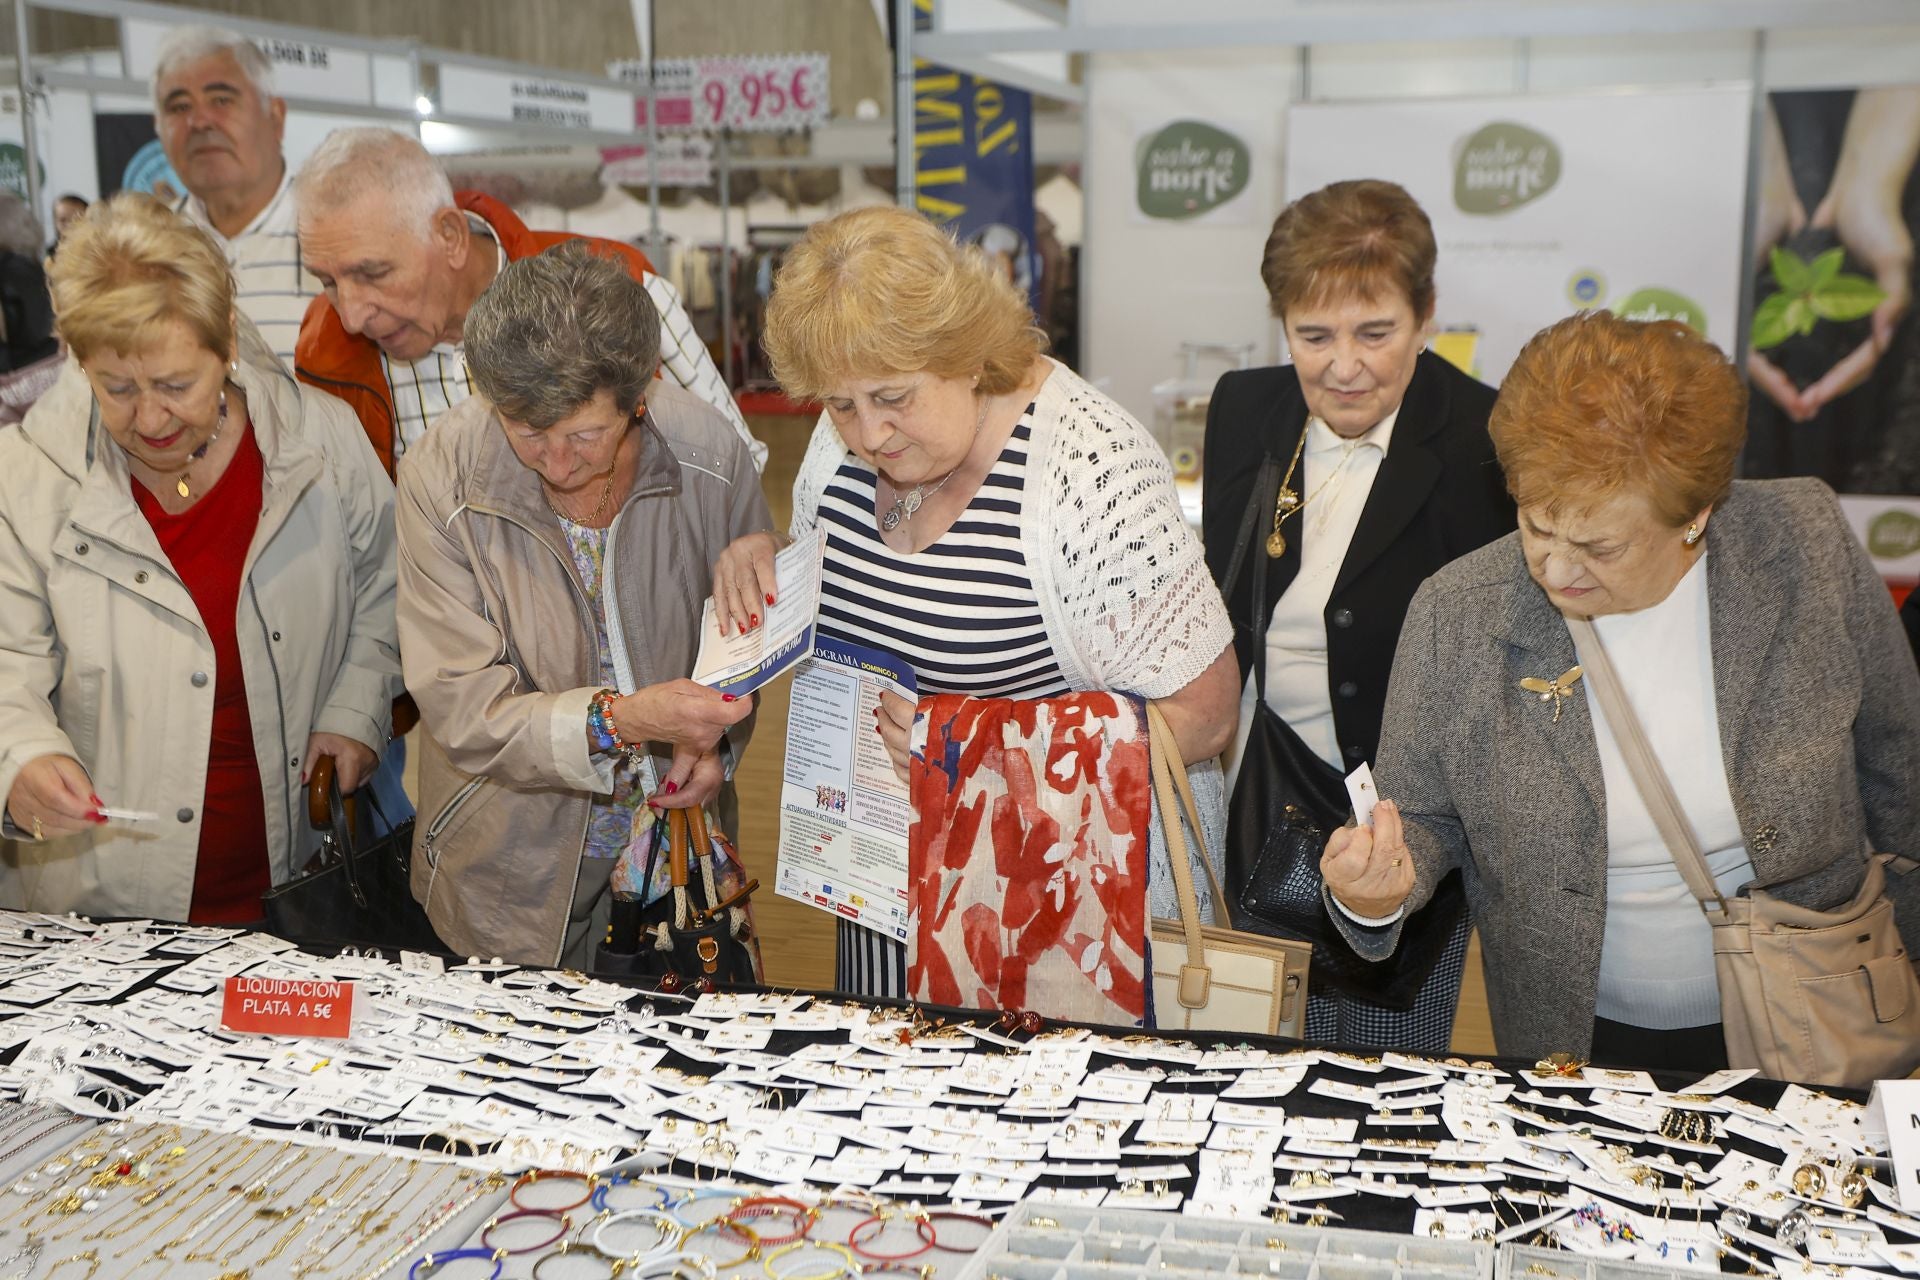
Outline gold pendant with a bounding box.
[176,478,191,499]
[1266,528,1286,558]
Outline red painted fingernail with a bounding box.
[766,593,776,606]
[721,693,737,702]
[90,793,104,806]
[91,811,107,824]
[664,781,679,794]
[749,614,759,627]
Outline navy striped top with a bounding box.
[816,417,1071,700]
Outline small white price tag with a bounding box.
[1345,762,1379,827]
[1866,1080,1920,1207]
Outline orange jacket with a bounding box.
[294,191,657,477]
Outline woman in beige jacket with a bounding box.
[397,243,768,968]
[0,195,397,922]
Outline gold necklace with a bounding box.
[1266,420,1365,558]
[544,463,619,527]
[170,391,228,500]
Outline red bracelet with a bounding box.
[481,1208,571,1254]
[848,1212,934,1262]
[509,1169,596,1214]
[729,1195,818,1245]
[590,689,645,765]
[915,1210,995,1253]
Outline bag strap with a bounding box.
[1564,615,1729,917]
[1146,702,1234,930]
[1222,457,1283,702]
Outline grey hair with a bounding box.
[150,25,277,112]
[465,241,662,429]
[0,192,41,257]
[294,127,454,241]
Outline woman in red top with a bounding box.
[0,193,397,924]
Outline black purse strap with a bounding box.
[1226,456,1283,702]
[322,765,372,911]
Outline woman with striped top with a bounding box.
[711,206,1240,998]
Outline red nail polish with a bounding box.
[749,614,759,627]
[90,793,104,806]
[664,781,679,794]
[91,811,107,824]
[721,693,737,703]
[766,593,776,606]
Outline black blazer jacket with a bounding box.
[1201,349,1515,769]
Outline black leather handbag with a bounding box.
[593,807,758,986]
[260,755,446,954]
[1221,456,1467,1010]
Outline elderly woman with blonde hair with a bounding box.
[0,193,396,924]
[711,205,1239,1000]
[1322,311,1920,1075]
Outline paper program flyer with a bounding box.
[774,638,917,940]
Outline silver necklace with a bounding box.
[879,394,989,533]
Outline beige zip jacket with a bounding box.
[396,381,771,966]
[0,324,399,917]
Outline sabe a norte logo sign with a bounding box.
[1136,121,1248,220]
[1454,122,1560,214]
[1614,286,1708,335]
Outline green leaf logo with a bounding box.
[1453,122,1561,215]
[1750,247,1885,350]
[1867,510,1920,559]
[0,144,43,202]
[1135,121,1250,221]
[1614,287,1708,334]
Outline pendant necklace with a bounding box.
[172,392,228,500]
[1266,419,1364,558]
[880,393,990,534]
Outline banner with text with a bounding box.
[1285,87,1751,388]
[908,3,1040,314]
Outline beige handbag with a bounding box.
[1146,703,1310,1038]
[1571,616,1920,1087]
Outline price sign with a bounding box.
[220,977,355,1039]
[609,58,698,130]
[694,53,829,133]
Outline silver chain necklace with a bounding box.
[879,393,989,533]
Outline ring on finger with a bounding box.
[31,816,44,841]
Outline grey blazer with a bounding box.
[1331,478,1920,1059]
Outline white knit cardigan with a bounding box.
[790,358,1236,921]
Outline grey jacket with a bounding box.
[396,381,771,966]
[1332,478,1920,1059]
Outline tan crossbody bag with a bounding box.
[1570,615,1920,1087]
[1145,703,1310,1039]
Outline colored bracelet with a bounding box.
[409,1248,505,1280]
[593,1172,673,1213]
[589,688,647,764]
[532,1241,628,1280]
[914,1209,995,1252]
[730,1195,818,1246]
[587,688,620,752]
[685,1216,760,1268]
[847,1211,934,1262]
[762,1240,856,1280]
[591,1207,683,1262]
[509,1169,597,1214]
[479,1208,570,1255]
[666,1187,739,1229]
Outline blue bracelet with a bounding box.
[592,1171,672,1213]
[410,1248,505,1280]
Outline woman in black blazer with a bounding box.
[1201,179,1514,1051]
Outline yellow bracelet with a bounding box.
[761,1240,855,1280]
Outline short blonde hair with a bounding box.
[1489,310,1746,527]
[1261,179,1436,320]
[763,205,1044,400]
[50,193,234,362]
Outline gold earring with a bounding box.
[1684,523,1702,546]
